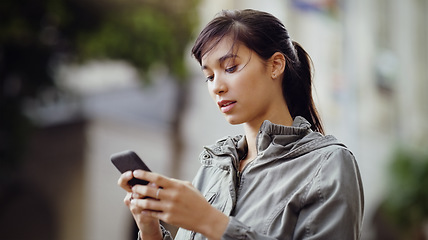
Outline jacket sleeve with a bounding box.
[222,217,278,240]
[293,147,364,239]
[221,147,364,240]
[136,225,173,240]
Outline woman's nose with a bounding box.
[211,76,227,95]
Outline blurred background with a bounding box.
[1,0,427,239]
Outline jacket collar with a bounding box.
[204,116,343,163]
[259,116,312,136]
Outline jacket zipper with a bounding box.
[235,159,256,200]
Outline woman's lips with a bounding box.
[218,100,237,113]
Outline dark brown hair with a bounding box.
[191,9,324,134]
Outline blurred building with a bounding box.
[2,61,179,240]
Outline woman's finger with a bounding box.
[130,198,164,213]
[132,183,162,200]
[123,192,133,206]
[118,171,134,191]
[133,170,178,189]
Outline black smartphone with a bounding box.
[111,150,151,186]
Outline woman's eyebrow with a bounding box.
[218,54,238,65]
[201,54,239,70]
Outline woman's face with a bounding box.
[201,37,281,127]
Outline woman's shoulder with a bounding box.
[312,142,362,189]
[319,138,356,161]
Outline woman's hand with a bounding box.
[130,170,229,240]
[118,171,163,240]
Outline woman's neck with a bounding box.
[243,124,259,156]
[240,111,293,171]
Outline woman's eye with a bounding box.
[205,75,214,82]
[225,65,237,73]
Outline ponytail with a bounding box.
[282,41,324,134]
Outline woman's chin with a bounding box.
[224,116,244,125]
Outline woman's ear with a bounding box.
[270,52,286,79]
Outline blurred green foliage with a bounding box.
[0,0,200,177]
[73,1,200,81]
[382,148,428,237]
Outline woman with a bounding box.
[118,9,364,240]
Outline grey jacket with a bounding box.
[162,117,364,239]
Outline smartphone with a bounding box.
[111,150,151,186]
